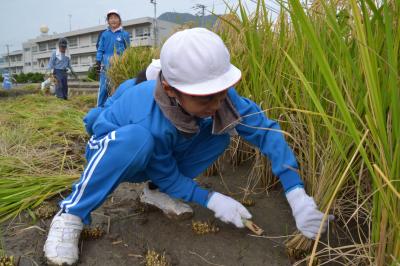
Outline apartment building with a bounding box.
[1,50,24,74]
[1,17,178,74]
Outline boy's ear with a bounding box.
[162,80,178,98]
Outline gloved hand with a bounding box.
[286,187,334,239]
[95,61,101,73]
[207,192,252,228]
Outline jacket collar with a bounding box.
[107,26,123,33]
[154,74,241,137]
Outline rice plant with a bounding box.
[107,46,159,94]
[214,0,399,264]
[0,93,92,223]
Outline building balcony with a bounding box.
[132,36,153,47]
[0,61,24,68]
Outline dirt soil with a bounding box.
[2,161,299,266]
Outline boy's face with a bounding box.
[59,46,66,53]
[163,81,229,118]
[108,14,121,29]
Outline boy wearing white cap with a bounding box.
[96,9,130,107]
[44,28,332,265]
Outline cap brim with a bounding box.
[107,13,120,18]
[172,64,242,96]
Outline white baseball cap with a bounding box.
[107,9,121,19]
[146,59,161,80]
[160,27,241,96]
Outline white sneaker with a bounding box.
[44,212,83,266]
[140,183,193,220]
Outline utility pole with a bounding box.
[68,14,72,31]
[150,0,157,47]
[193,4,206,27]
[5,44,11,74]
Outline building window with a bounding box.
[10,55,22,62]
[24,62,31,66]
[135,27,151,38]
[33,61,38,66]
[38,58,49,68]
[48,41,57,50]
[68,37,78,47]
[24,48,30,52]
[80,55,91,66]
[32,46,38,52]
[91,33,99,45]
[71,55,79,65]
[38,43,47,52]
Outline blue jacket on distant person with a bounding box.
[48,50,72,71]
[2,73,12,90]
[96,27,130,68]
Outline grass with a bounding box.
[0,93,95,223]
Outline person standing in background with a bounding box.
[95,9,130,107]
[48,38,76,100]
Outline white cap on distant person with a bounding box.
[107,9,121,19]
[146,59,161,80]
[160,27,241,96]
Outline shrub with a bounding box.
[9,72,44,83]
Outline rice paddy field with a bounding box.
[1,0,399,265]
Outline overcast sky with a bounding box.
[0,0,260,54]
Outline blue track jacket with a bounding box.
[91,80,303,206]
[96,27,130,68]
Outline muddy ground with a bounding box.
[2,161,305,266]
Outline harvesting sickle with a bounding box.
[242,219,264,236]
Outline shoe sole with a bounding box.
[46,258,78,266]
[165,210,194,221]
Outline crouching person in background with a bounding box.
[44,28,333,265]
[40,74,57,95]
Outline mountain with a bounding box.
[158,12,219,27]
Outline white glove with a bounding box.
[207,192,252,228]
[286,187,334,239]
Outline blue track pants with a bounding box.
[54,69,68,100]
[60,123,230,224]
[97,71,108,107]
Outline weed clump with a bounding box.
[192,220,220,235]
